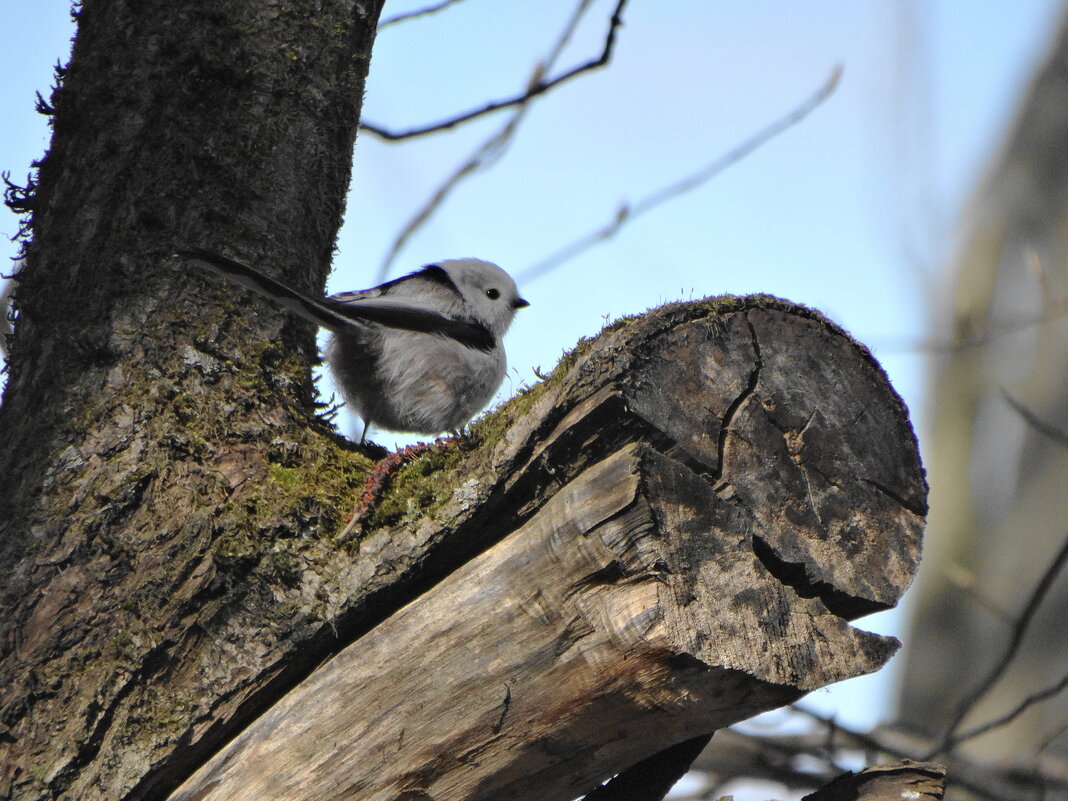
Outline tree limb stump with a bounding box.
[167,296,926,801]
[802,761,946,801]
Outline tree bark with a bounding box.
[0,1,385,799]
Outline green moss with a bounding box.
[267,462,304,490]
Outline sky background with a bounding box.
[2,0,1065,772]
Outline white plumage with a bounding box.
[179,250,528,441]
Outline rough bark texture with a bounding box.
[0,1,385,799]
[164,296,925,801]
[802,762,946,801]
[1,279,926,801]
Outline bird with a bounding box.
[177,249,528,443]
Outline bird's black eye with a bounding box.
[485,288,500,300]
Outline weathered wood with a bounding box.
[168,443,883,800]
[165,297,926,801]
[802,762,946,801]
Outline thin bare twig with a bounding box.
[943,561,1014,622]
[951,670,1068,748]
[376,0,596,278]
[782,706,1068,801]
[1001,389,1068,448]
[1036,714,1068,754]
[361,0,628,140]
[869,294,1068,355]
[378,0,465,28]
[930,530,1068,757]
[669,707,1067,801]
[517,65,843,284]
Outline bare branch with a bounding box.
[952,670,1068,748]
[378,0,465,28]
[375,0,594,278]
[360,0,628,140]
[1001,388,1068,448]
[374,115,519,279]
[517,65,843,284]
[868,297,1068,355]
[943,561,1014,622]
[714,706,1068,801]
[930,530,1068,756]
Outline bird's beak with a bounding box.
[513,297,530,309]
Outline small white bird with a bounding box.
[178,249,528,442]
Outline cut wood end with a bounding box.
[495,296,926,616]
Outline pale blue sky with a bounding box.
[2,0,1064,740]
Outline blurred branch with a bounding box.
[578,734,714,801]
[952,670,1068,748]
[800,762,946,801]
[517,65,842,284]
[1036,715,1068,753]
[930,530,1068,757]
[871,298,1068,355]
[668,707,1068,801]
[376,0,596,278]
[1001,389,1068,448]
[361,0,628,140]
[375,105,528,279]
[378,0,465,28]
[943,561,1014,622]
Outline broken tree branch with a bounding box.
[165,296,925,801]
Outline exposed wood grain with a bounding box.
[170,444,891,801]
[166,297,927,801]
[802,761,946,801]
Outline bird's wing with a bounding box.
[323,296,495,352]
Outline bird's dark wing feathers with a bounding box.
[179,248,495,352]
[322,298,495,352]
[378,263,463,300]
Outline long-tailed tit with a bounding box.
[178,249,528,442]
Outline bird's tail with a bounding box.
[177,248,355,331]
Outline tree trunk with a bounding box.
[0,4,927,801]
[0,1,385,799]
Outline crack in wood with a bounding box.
[860,476,928,518]
[492,685,511,735]
[709,316,763,487]
[751,534,889,620]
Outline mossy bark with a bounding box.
[0,2,384,798]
